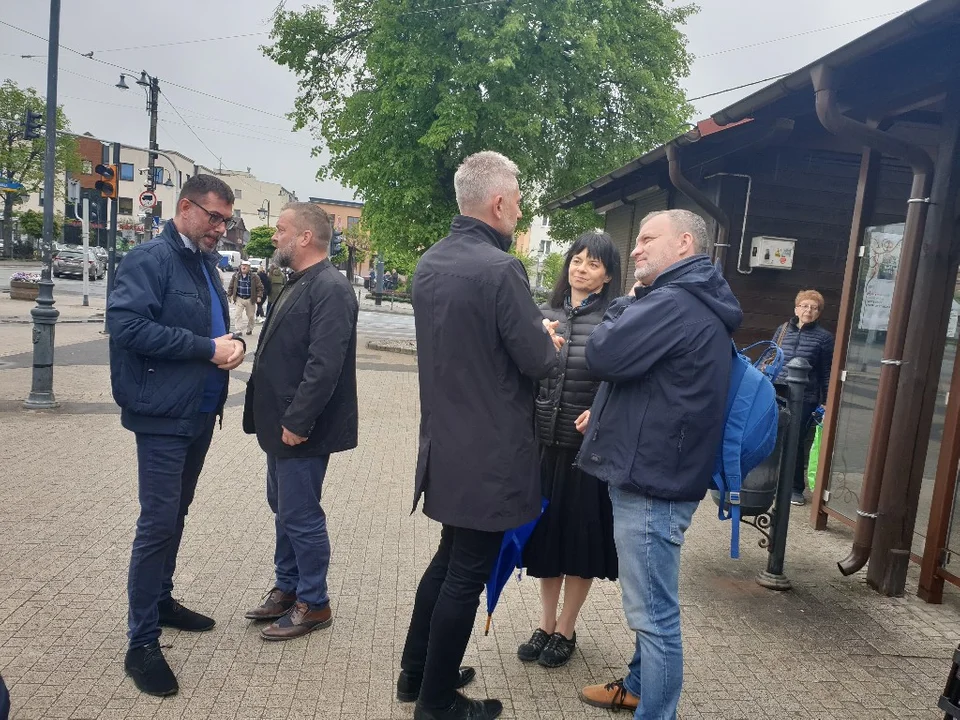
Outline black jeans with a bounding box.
[794,401,820,494]
[401,524,504,708]
[128,413,216,648]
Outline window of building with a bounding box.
[120,163,135,181]
[81,160,93,174]
[38,190,44,207]
[153,168,164,186]
[539,240,551,254]
[118,197,134,215]
[234,189,242,200]
[153,201,163,219]
[347,216,360,228]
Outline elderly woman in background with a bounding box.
[518,230,622,669]
[771,289,835,506]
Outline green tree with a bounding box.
[244,225,275,259]
[540,252,566,291]
[17,209,44,239]
[263,0,694,256]
[509,245,535,280]
[0,79,80,248]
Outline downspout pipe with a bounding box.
[810,64,935,576]
[666,143,732,268]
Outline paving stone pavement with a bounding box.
[0,321,959,720]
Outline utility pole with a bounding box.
[144,75,159,239]
[24,0,61,410]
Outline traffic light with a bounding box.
[23,109,43,140]
[94,164,119,199]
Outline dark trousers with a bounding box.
[401,524,503,708]
[266,454,332,607]
[128,414,216,648]
[256,300,266,318]
[794,401,820,494]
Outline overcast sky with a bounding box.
[1,0,927,204]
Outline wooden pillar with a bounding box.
[809,144,881,531]
[868,86,960,596]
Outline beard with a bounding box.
[272,244,293,268]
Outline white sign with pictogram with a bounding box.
[138,190,157,209]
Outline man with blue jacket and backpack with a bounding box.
[108,175,246,697]
[576,209,742,720]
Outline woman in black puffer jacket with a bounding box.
[772,289,834,506]
[518,231,621,669]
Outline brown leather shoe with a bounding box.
[245,588,297,620]
[579,678,639,711]
[260,601,332,641]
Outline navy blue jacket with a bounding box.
[108,221,231,435]
[772,318,834,405]
[577,256,743,501]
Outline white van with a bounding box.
[218,250,241,271]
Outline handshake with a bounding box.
[211,334,246,370]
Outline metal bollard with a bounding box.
[757,356,811,591]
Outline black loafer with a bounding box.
[397,666,477,703]
[124,641,178,697]
[517,628,551,662]
[158,598,215,632]
[413,691,502,720]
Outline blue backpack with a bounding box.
[712,341,783,559]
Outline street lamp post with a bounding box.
[258,200,270,226]
[24,0,61,409]
[117,71,160,240]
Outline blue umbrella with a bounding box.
[484,497,549,635]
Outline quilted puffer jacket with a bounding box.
[772,318,834,404]
[535,295,608,449]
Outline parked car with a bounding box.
[52,248,104,280]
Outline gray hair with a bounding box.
[454,151,520,212]
[283,202,333,250]
[640,209,712,255]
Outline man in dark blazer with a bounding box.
[397,151,562,720]
[242,202,359,641]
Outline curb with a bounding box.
[0,316,104,325]
[366,340,417,356]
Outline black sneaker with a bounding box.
[158,598,215,632]
[396,666,477,702]
[538,631,576,668]
[414,691,502,720]
[124,641,178,697]
[517,628,551,662]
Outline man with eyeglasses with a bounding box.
[108,174,246,697]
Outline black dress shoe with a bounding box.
[158,598,215,632]
[396,666,476,702]
[124,641,178,697]
[414,691,502,720]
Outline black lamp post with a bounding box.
[258,200,270,226]
[24,0,61,410]
[117,70,160,240]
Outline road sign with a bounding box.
[0,179,25,193]
[138,190,157,208]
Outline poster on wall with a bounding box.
[858,225,904,332]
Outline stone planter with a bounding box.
[9,280,39,301]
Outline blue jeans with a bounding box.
[266,454,331,608]
[128,414,216,648]
[609,485,699,720]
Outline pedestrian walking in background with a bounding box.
[398,151,562,720]
[267,262,285,314]
[577,210,742,720]
[243,203,359,641]
[256,265,272,321]
[227,260,263,335]
[518,230,622,669]
[108,175,246,697]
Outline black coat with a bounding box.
[412,216,559,532]
[772,318,834,404]
[243,259,359,458]
[535,297,607,449]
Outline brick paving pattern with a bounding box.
[0,320,958,719]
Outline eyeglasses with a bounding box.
[796,304,820,312]
[187,198,238,231]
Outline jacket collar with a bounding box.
[450,215,513,252]
[160,220,219,267]
[257,259,329,352]
[789,316,820,330]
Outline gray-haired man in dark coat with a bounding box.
[396,151,562,720]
